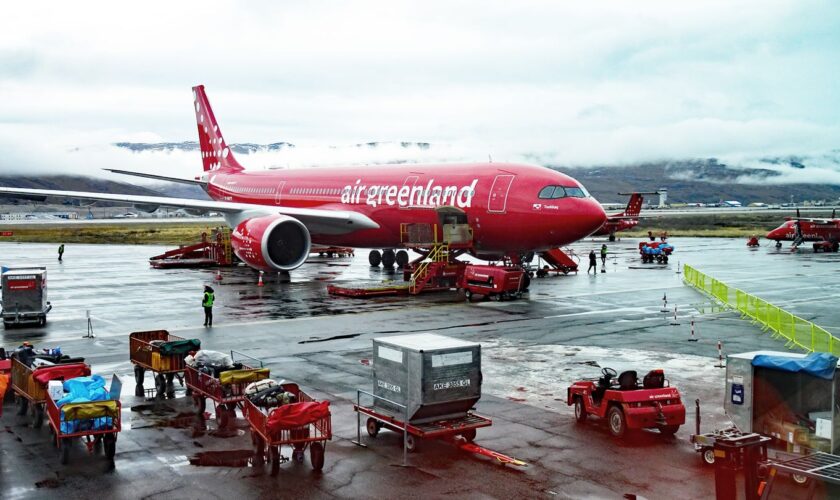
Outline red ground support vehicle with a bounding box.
[46,390,121,465]
[639,242,674,264]
[459,264,525,302]
[566,367,686,438]
[185,351,267,429]
[242,383,332,474]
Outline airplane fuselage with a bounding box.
[205,162,606,256]
[766,220,840,243]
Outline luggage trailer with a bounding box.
[352,334,525,467]
[129,330,199,400]
[185,350,266,430]
[691,351,840,486]
[243,383,332,474]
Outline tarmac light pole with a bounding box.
[661,293,669,313]
[670,304,680,326]
[688,317,698,342]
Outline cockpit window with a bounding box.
[538,186,555,199]
[564,187,586,198]
[551,186,566,199]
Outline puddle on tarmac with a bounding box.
[189,450,254,467]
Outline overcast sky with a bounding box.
[1,0,838,181]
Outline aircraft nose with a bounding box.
[584,199,608,236]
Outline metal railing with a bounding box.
[682,264,838,354]
[353,389,410,467]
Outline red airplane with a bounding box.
[0,85,607,272]
[766,209,840,251]
[591,192,650,241]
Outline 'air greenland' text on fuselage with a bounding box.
[341,179,478,208]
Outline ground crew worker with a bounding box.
[58,244,64,261]
[587,250,597,274]
[600,244,607,270]
[202,285,215,327]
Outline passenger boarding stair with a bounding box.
[537,248,579,274]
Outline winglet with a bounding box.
[192,85,245,173]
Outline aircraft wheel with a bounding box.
[574,398,587,423]
[775,241,782,248]
[395,250,409,268]
[382,249,396,268]
[833,241,839,252]
[607,406,627,438]
[368,250,382,267]
[465,290,473,302]
[609,234,616,242]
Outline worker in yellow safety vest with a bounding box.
[202,286,215,327]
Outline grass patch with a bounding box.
[0,222,222,245]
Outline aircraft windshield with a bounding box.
[563,186,587,198]
[538,185,569,199]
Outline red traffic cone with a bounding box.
[214,269,222,281]
[257,271,265,287]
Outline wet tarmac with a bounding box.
[1,237,838,499]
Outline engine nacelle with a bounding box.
[230,215,311,271]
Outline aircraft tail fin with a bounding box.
[622,193,644,217]
[192,85,245,173]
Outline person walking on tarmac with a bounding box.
[58,244,64,262]
[587,250,597,274]
[202,285,215,327]
[600,244,608,272]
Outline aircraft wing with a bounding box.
[0,186,379,234]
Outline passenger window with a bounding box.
[552,186,566,199]
[538,186,554,199]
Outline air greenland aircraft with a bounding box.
[591,192,648,241]
[766,209,840,250]
[0,85,607,272]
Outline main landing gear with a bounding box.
[369,249,409,268]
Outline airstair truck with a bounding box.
[1,267,51,328]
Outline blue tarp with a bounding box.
[752,352,839,380]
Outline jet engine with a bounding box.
[230,215,311,271]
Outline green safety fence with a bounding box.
[682,264,838,354]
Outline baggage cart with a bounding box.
[242,383,332,474]
[10,357,90,428]
[185,351,267,429]
[1,267,51,328]
[129,330,199,400]
[45,390,121,465]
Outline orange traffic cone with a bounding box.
[214,269,222,281]
[257,271,265,287]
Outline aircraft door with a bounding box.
[487,174,515,213]
[274,181,286,205]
